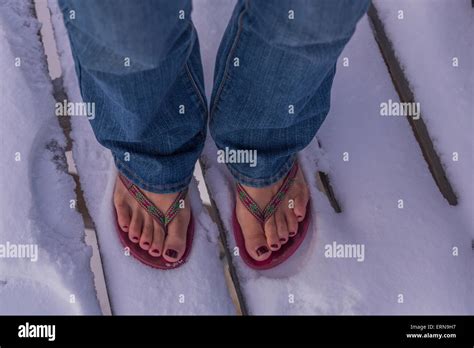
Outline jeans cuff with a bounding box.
[227,154,297,188]
[115,157,192,194]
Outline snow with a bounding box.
[197,1,474,314]
[372,0,474,225]
[1,0,471,315]
[0,0,100,314]
[48,0,235,315]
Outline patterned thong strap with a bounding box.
[118,174,187,230]
[236,162,298,224]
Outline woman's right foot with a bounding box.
[235,167,310,262]
[113,176,191,263]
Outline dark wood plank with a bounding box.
[367,4,458,206]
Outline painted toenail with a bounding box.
[271,244,278,249]
[151,249,160,254]
[289,231,296,236]
[256,246,269,256]
[279,238,286,242]
[165,249,178,258]
[123,226,128,229]
[143,241,150,246]
[132,236,139,241]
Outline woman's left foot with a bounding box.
[235,166,310,262]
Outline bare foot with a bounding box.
[114,176,190,263]
[235,167,309,261]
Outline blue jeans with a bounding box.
[59,0,369,193]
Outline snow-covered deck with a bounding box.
[0,0,472,315]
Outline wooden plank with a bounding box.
[367,4,458,206]
[314,138,342,213]
[36,0,113,314]
[199,159,249,315]
[317,171,342,213]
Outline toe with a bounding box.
[286,208,298,238]
[149,220,165,257]
[115,201,131,232]
[293,188,309,222]
[163,213,190,263]
[276,211,289,244]
[242,224,271,262]
[236,203,271,261]
[264,215,281,251]
[128,209,143,244]
[114,182,132,232]
[139,215,153,250]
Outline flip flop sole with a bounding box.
[115,211,194,270]
[232,202,311,270]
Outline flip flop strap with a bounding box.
[237,184,266,224]
[118,174,186,229]
[236,162,299,224]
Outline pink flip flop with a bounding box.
[115,174,194,270]
[232,162,311,270]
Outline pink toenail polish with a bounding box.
[256,246,269,256]
[165,249,178,258]
[271,244,278,249]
